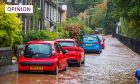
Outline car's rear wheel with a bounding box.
[77,60,81,67]
[18,70,23,73]
[18,70,27,73]
[97,50,102,54]
[81,55,85,64]
[53,65,59,75]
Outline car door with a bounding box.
[54,43,63,70]
[76,40,85,61]
[57,43,67,70]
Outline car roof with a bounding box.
[27,40,55,44]
[56,39,75,41]
[83,35,97,38]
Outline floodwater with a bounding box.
[0,36,140,84]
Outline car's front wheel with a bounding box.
[64,62,68,71]
[53,65,59,75]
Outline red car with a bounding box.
[98,35,105,49]
[56,39,85,67]
[18,40,68,75]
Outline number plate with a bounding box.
[86,44,92,46]
[30,66,43,70]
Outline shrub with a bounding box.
[0,3,21,47]
[21,30,59,43]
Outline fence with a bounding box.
[0,45,24,67]
[113,34,140,55]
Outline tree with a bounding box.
[0,2,22,47]
[103,0,117,34]
[86,0,107,30]
[66,0,101,13]
[111,0,140,40]
[59,17,93,41]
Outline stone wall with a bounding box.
[0,47,13,66]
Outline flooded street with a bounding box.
[0,37,140,84]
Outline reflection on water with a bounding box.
[0,38,140,84]
[0,66,81,84]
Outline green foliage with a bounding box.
[120,17,140,40]
[103,1,117,34]
[111,0,140,18]
[111,0,140,40]
[58,17,93,41]
[0,3,22,47]
[86,0,107,30]
[21,30,59,43]
[66,0,101,13]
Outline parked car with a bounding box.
[81,35,102,54]
[18,40,68,75]
[56,39,85,67]
[98,35,105,49]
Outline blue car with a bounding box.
[81,35,102,54]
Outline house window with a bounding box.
[15,0,18,3]
[47,3,50,19]
[45,3,47,18]
[7,0,12,3]
[38,0,41,9]
[19,0,23,5]
[27,0,32,5]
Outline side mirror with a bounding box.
[60,51,63,54]
[52,51,56,56]
[63,50,68,54]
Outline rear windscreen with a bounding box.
[58,41,74,47]
[83,37,97,41]
[24,44,52,58]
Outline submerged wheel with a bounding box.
[53,65,59,75]
[81,55,85,64]
[64,62,68,71]
[77,60,81,67]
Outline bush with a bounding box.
[21,30,59,43]
[0,3,21,47]
[58,17,93,41]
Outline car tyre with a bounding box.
[77,60,81,67]
[53,65,59,75]
[81,55,85,64]
[18,70,23,73]
[97,51,101,54]
[64,62,68,71]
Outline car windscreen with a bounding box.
[57,41,74,47]
[24,44,52,58]
[83,37,97,41]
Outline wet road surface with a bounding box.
[0,36,140,84]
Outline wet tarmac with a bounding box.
[0,36,140,84]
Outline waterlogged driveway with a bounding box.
[0,36,140,84]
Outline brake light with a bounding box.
[94,42,99,44]
[74,48,79,51]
